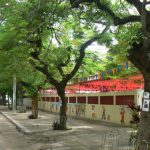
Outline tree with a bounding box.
[24,1,110,129]
[70,0,150,144]
[0,50,15,107]
[20,70,46,118]
[28,25,108,129]
[27,19,109,129]
[0,0,109,129]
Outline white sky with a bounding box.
[88,42,108,58]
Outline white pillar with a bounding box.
[13,75,16,112]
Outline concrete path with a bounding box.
[0,106,135,150]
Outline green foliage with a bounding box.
[103,23,142,70]
[0,0,142,96]
[0,0,103,94]
[75,51,104,78]
[22,71,46,97]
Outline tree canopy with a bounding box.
[0,0,150,138]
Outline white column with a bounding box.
[114,95,116,106]
[13,75,16,112]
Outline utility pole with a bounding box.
[12,75,16,112]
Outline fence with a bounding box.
[99,130,149,150]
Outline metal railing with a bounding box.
[99,130,149,150]
[132,139,149,150]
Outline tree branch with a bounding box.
[70,0,141,25]
[146,2,150,5]
[27,28,60,87]
[70,0,93,8]
[29,59,48,75]
[57,47,71,77]
[66,36,99,81]
[114,15,141,25]
[57,65,65,77]
[125,0,142,14]
[30,50,49,67]
[65,26,109,82]
[94,0,140,25]
[29,59,59,87]
[94,0,116,18]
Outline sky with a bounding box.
[88,42,108,59]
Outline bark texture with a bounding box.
[31,95,38,119]
[1,91,6,106]
[57,85,67,130]
[17,82,24,113]
[127,4,150,146]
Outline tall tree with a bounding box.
[26,2,110,129]
[70,0,150,144]
[0,0,109,129]
[20,70,46,118]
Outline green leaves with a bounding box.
[1,0,140,95]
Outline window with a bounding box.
[100,96,113,105]
[56,97,59,102]
[69,97,76,103]
[88,96,98,104]
[116,95,134,105]
[51,97,55,102]
[77,96,86,103]
[45,97,50,102]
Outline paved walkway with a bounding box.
[0,106,134,150]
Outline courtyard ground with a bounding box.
[0,106,135,150]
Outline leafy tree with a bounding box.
[20,70,46,118]
[70,0,150,143]
[0,50,15,106]
[27,22,108,129]
[0,0,110,129]
[0,39,46,115]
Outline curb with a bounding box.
[0,111,32,135]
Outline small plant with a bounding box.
[28,114,37,119]
[128,103,141,125]
[128,103,141,142]
[52,121,60,130]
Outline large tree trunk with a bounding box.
[57,86,68,130]
[138,75,150,149]
[126,3,150,148]
[60,101,67,130]
[17,82,24,112]
[1,91,6,106]
[128,33,150,148]
[30,94,38,119]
